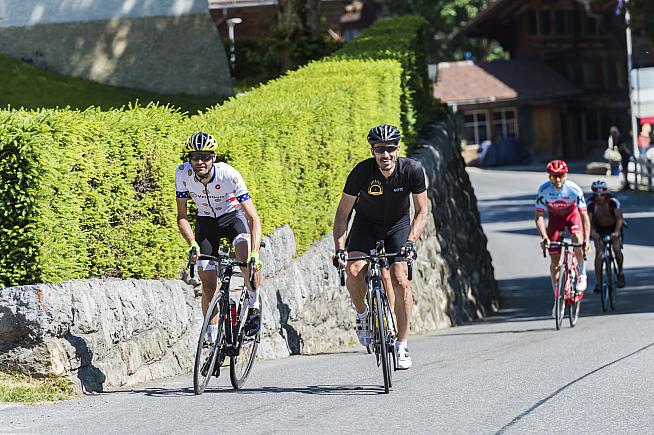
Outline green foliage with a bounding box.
[0,371,78,403]
[379,0,507,63]
[334,16,439,145]
[629,0,654,46]
[0,53,222,114]
[184,59,402,252]
[225,34,343,89]
[0,105,187,287]
[0,13,427,285]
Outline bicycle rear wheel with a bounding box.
[375,288,392,393]
[194,293,224,395]
[555,268,566,330]
[600,257,610,312]
[230,298,261,389]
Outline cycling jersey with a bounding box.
[534,180,587,217]
[176,162,251,218]
[343,157,426,226]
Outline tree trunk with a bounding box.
[277,0,322,70]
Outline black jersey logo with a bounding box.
[368,179,383,196]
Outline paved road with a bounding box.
[2,165,653,434]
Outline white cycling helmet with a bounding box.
[591,180,608,193]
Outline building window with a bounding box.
[539,10,551,35]
[555,10,566,34]
[464,111,489,145]
[583,63,603,89]
[584,110,600,142]
[493,108,518,139]
[567,10,580,34]
[528,11,538,35]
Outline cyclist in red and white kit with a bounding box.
[534,160,591,313]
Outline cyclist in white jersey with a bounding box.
[176,132,263,339]
[534,160,591,315]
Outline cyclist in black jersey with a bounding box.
[176,132,263,339]
[333,124,429,370]
[588,180,626,291]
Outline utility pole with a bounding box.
[625,0,640,158]
[226,17,242,80]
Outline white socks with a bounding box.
[396,340,408,350]
[248,290,259,308]
[207,324,218,343]
[577,262,586,276]
[356,305,369,319]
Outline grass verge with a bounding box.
[0,372,78,404]
[0,53,223,114]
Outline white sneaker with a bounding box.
[396,346,412,370]
[576,274,587,292]
[355,315,371,346]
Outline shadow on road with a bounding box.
[490,266,654,323]
[129,384,386,397]
[495,340,654,434]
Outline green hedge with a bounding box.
[333,16,434,145]
[0,106,186,286]
[0,15,426,286]
[182,59,401,252]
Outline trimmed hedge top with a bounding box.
[333,16,433,145]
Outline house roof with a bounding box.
[433,60,581,106]
[451,0,614,40]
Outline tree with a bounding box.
[629,0,654,46]
[276,0,327,70]
[379,0,506,62]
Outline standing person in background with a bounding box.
[609,126,631,191]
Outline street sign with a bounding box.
[631,67,654,118]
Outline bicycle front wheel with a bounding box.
[569,280,581,327]
[609,259,617,311]
[194,293,224,395]
[600,257,610,312]
[230,302,261,389]
[375,289,392,393]
[555,269,566,330]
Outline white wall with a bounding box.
[0,0,209,27]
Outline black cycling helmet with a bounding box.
[367,124,401,145]
[184,132,218,154]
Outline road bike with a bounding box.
[338,241,413,394]
[189,243,264,394]
[599,234,618,312]
[544,240,586,330]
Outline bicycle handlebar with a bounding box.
[188,240,266,290]
[541,241,587,261]
[336,252,414,286]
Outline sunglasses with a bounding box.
[189,154,214,162]
[594,192,608,197]
[372,145,399,154]
[549,174,565,180]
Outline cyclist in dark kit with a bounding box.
[333,124,429,370]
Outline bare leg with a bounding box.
[390,261,411,342]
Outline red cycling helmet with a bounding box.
[546,160,569,175]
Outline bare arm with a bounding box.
[333,193,357,251]
[535,210,548,244]
[613,208,624,236]
[176,198,195,244]
[407,191,428,243]
[580,209,591,246]
[239,199,262,252]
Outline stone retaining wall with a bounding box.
[0,121,499,391]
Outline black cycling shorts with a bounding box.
[195,211,249,257]
[347,214,410,265]
[595,224,615,236]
